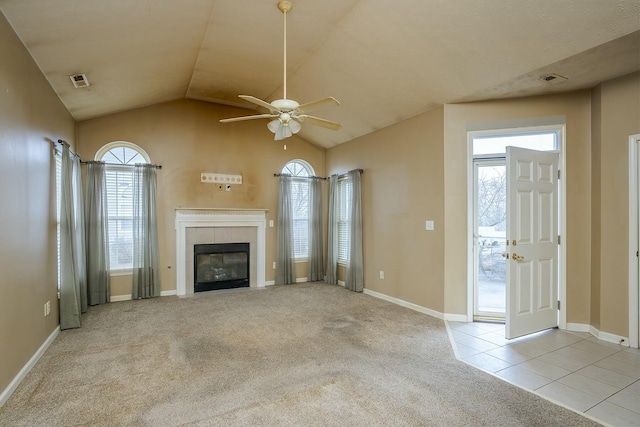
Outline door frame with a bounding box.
[466,123,567,330]
[629,134,640,348]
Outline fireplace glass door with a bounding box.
[194,243,249,292]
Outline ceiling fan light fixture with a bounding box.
[274,123,292,141]
[267,119,281,133]
[289,119,301,134]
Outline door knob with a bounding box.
[512,253,524,261]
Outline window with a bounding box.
[336,177,352,264]
[96,142,150,271]
[282,160,314,259]
[472,129,558,156]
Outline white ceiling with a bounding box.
[1,0,639,148]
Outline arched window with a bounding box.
[282,159,314,259]
[96,141,150,271]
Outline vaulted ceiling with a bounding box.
[1,0,638,148]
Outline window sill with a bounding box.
[110,269,133,277]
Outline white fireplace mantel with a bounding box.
[175,208,267,296]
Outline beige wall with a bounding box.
[444,92,593,323]
[594,72,640,336]
[0,12,75,394]
[76,99,325,295]
[326,108,445,312]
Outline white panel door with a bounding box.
[506,147,559,339]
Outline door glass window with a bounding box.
[475,162,507,315]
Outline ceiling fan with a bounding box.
[220,1,341,141]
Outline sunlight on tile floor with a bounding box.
[446,321,640,427]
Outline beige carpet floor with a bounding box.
[0,282,601,426]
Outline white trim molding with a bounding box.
[363,288,445,320]
[1,326,60,408]
[629,134,640,348]
[111,290,177,302]
[567,322,629,346]
[589,326,629,347]
[175,208,267,296]
[565,322,591,333]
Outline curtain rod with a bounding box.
[273,173,325,180]
[54,139,81,159]
[274,169,363,180]
[81,160,162,169]
[332,168,364,179]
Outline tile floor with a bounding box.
[446,321,640,427]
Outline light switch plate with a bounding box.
[425,220,434,231]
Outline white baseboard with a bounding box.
[566,323,629,346]
[263,279,307,286]
[589,325,629,347]
[363,288,444,320]
[444,313,470,322]
[1,326,60,408]
[566,322,590,333]
[111,289,178,302]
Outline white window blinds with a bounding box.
[99,144,149,271]
[337,178,352,263]
[282,159,314,260]
[290,178,310,259]
[104,166,134,270]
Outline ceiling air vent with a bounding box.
[539,73,568,84]
[69,73,90,88]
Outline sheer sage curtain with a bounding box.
[275,175,295,285]
[84,161,111,305]
[345,169,364,292]
[132,164,161,299]
[308,177,324,281]
[59,143,87,330]
[325,175,338,285]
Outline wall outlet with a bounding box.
[379,270,384,279]
[425,220,434,231]
[269,220,274,227]
[273,262,277,270]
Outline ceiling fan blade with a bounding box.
[238,95,278,112]
[298,115,342,131]
[220,114,277,123]
[296,97,340,113]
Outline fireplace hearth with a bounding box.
[194,243,249,292]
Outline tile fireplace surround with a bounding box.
[175,208,267,296]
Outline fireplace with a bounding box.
[175,208,267,296]
[194,243,249,292]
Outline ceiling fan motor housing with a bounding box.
[271,99,299,112]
